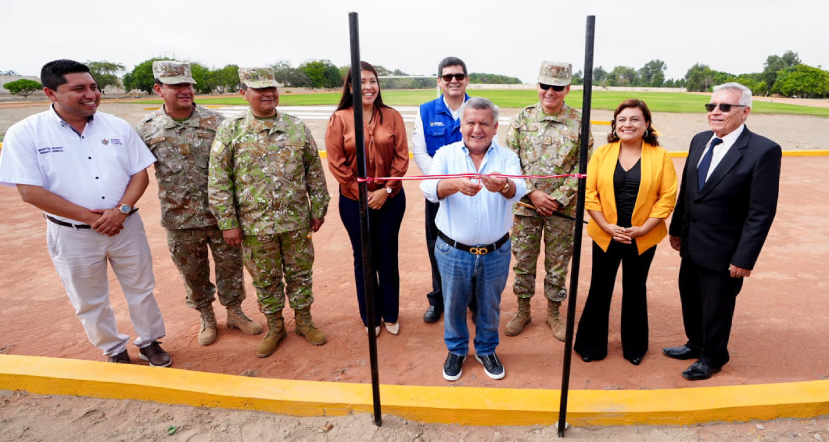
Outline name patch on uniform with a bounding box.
[38,147,64,154]
[110,138,123,145]
[430,122,445,127]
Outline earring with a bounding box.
[644,130,649,138]
[613,130,617,138]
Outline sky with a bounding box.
[4,0,827,83]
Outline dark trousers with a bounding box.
[678,257,743,368]
[339,190,406,326]
[424,199,443,308]
[574,241,656,361]
[425,198,477,314]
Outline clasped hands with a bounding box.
[604,223,645,245]
[89,208,127,236]
[450,173,508,197]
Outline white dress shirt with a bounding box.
[420,140,527,245]
[697,124,746,181]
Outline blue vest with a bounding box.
[419,94,469,157]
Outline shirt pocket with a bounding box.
[428,126,445,137]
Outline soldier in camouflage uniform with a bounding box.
[208,67,330,358]
[136,61,262,347]
[505,61,594,341]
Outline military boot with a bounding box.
[256,311,287,358]
[197,305,218,346]
[226,304,263,335]
[294,307,327,345]
[547,299,566,342]
[505,297,532,336]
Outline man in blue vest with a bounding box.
[413,56,476,323]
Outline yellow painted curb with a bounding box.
[2,355,829,426]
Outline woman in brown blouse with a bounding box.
[325,61,409,336]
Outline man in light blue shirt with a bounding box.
[420,97,527,382]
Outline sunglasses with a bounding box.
[441,73,467,82]
[539,83,566,92]
[704,103,746,112]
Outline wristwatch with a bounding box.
[385,187,392,194]
[499,180,511,195]
[118,204,131,214]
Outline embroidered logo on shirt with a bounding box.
[101,139,109,145]
[110,139,122,145]
[430,122,445,127]
[37,147,64,154]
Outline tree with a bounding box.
[211,64,240,94]
[608,66,639,87]
[468,73,522,84]
[773,64,829,98]
[123,58,164,93]
[639,59,666,87]
[1,70,19,75]
[3,79,42,97]
[571,70,584,85]
[189,62,215,94]
[272,60,312,88]
[685,63,716,92]
[372,65,393,76]
[299,59,341,88]
[593,66,607,86]
[87,61,125,92]
[761,51,801,95]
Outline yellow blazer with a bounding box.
[585,142,678,254]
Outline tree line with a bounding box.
[3,50,827,98]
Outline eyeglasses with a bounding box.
[440,73,467,82]
[539,83,566,92]
[704,103,746,113]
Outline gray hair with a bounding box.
[713,82,752,107]
[459,96,500,123]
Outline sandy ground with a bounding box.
[1,102,828,439]
[3,390,829,442]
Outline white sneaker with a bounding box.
[384,321,400,335]
[365,326,381,336]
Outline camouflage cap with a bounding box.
[537,61,572,86]
[152,61,197,84]
[239,67,278,88]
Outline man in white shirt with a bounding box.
[421,97,527,382]
[413,56,475,323]
[0,59,171,367]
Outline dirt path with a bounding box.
[2,390,828,442]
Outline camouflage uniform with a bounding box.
[208,109,329,314]
[136,103,246,310]
[507,102,594,301]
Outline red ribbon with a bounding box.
[356,173,586,183]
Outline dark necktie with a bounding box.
[697,137,723,191]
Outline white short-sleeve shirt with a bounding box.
[0,106,157,223]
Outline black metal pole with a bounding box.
[348,11,382,427]
[558,15,595,438]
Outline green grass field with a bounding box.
[133,90,829,117]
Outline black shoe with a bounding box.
[662,345,700,360]
[107,349,131,364]
[629,357,643,366]
[581,355,593,362]
[682,361,721,380]
[475,353,505,380]
[139,341,172,367]
[423,306,442,323]
[443,353,466,381]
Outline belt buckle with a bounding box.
[469,247,488,255]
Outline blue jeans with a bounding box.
[435,236,511,356]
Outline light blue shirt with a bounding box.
[420,140,527,245]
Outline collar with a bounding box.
[242,109,287,135]
[533,102,570,123]
[709,124,745,147]
[49,103,95,126]
[161,103,199,129]
[462,139,498,155]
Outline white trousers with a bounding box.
[47,212,166,356]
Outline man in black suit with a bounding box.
[663,82,782,380]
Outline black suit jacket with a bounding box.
[669,126,781,271]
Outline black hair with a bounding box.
[335,61,390,123]
[40,59,91,90]
[437,56,467,76]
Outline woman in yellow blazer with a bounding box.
[574,99,677,366]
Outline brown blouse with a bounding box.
[325,106,409,200]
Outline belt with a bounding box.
[437,230,509,256]
[44,208,138,230]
